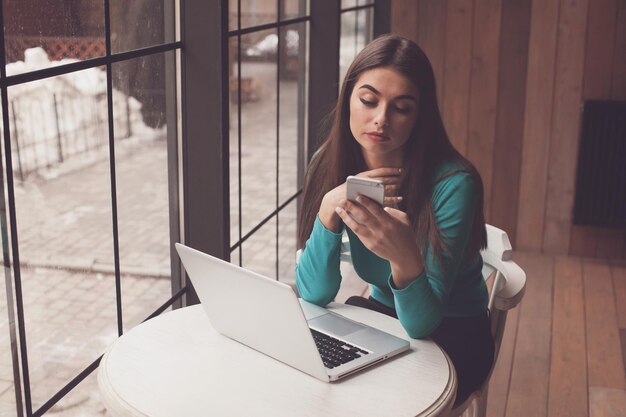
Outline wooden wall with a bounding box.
[391,0,626,260]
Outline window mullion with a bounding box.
[307,0,341,162]
[180,0,230,305]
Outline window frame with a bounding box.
[0,0,389,415]
[0,1,182,415]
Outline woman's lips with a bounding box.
[365,132,390,142]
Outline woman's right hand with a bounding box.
[318,167,404,232]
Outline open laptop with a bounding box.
[175,243,410,382]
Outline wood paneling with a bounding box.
[466,0,501,221]
[582,0,619,99]
[570,225,599,257]
[390,0,419,44]
[595,229,624,259]
[390,0,625,260]
[622,329,626,383]
[489,0,531,245]
[416,0,447,106]
[543,0,589,254]
[515,0,559,252]
[570,0,621,258]
[441,0,474,155]
[548,256,587,417]
[612,0,626,99]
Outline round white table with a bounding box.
[98,304,456,417]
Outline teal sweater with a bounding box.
[296,163,489,339]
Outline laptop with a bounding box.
[175,243,410,382]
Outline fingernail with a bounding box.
[398,168,402,173]
[335,207,342,214]
[356,195,362,202]
[397,196,403,201]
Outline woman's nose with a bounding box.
[374,109,389,127]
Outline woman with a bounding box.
[295,34,494,405]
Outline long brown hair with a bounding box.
[297,34,486,262]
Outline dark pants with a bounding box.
[345,296,494,406]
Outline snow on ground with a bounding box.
[3,47,163,181]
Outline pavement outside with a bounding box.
[0,134,177,417]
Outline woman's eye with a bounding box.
[360,98,376,106]
[394,106,411,114]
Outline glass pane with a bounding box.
[241,0,278,29]
[242,217,277,279]
[6,67,118,409]
[0,274,19,415]
[229,0,239,31]
[277,200,298,285]
[278,23,306,205]
[4,1,105,70]
[0,377,18,417]
[47,368,110,416]
[356,7,373,49]
[0,98,19,417]
[110,0,177,53]
[281,0,309,20]
[112,52,175,329]
[342,0,375,9]
[339,9,372,88]
[230,247,241,267]
[340,12,357,87]
[231,29,278,239]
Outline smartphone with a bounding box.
[346,176,385,205]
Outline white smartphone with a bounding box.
[346,176,385,205]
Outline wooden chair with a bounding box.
[448,224,526,417]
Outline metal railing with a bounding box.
[5,81,135,180]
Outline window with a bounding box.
[0,1,388,415]
[0,1,181,415]
[340,0,374,85]
[228,1,309,285]
[226,0,378,285]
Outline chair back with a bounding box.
[448,225,526,417]
[480,224,526,361]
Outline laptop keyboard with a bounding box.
[310,328,369,369]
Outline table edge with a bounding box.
[98,304,457,417]
[98,342,150,417]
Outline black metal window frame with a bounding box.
[222,0,389,282]
[0,1,184,416]
[227,1,310,275]
[0,0,390,415]
[307,0,389,162]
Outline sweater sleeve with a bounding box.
[295,216,344,306]
[390,172,478,339]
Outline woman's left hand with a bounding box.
[335,195,424,288]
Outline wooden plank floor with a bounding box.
[489,252,626,417]
[338,251,626,416]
